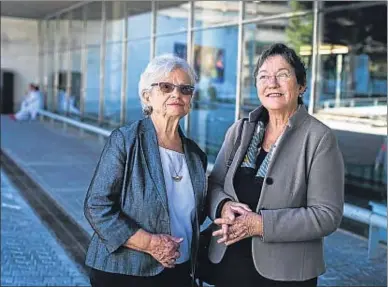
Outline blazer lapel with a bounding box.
[234,120,257,173]
[140,119,168,212]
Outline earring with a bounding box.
[143,105,153,116]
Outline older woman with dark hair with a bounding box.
[84,54,207,287]
[207,43,344,287]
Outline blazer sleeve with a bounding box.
[261,130,345,242]
[207,121,241,220]
[84,128,140,253]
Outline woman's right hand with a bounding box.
[213,201,251,244]
[146,234,183,268]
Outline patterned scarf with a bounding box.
[240,121,276,178]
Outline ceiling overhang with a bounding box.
[1,1,82,19]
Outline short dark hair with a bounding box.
[29,83,39,91]
[253,43,307,104]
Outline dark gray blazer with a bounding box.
[208,105,344,281]
[84,117,207,276]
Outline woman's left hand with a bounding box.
[214,209,263,246]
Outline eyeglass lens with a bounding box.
[158,82,194,96]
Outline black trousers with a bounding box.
[216,275,317,287]
[215,241,318,287]
[90,262,192,287]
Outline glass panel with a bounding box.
[241,18,313,116]
[126,39,150,124]
[194,1,239,28]
[104,42,123,125]
[244,1,296,20]
[69,49,82,117]
[106,1,125,43]
[71,7,84,50]
[46,20,56,112]
[84,46,101,121]
[85,1,102,45]
[68,7,84,117]
[127,2,152,40]
[40,21,47,109]
[156,32,187,57]
[190,26,238,163]
[156,1,189,34]
[321,3,387,208]
[57,13,70,115]
[38,21,45,89]
[318,3,387,110]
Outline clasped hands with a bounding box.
[212,201,263,246]
[147,234,183,268]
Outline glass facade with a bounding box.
[40,1,387,198]
[191,26,238,162]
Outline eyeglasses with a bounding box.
[151,82,195,96]
[257,72,292,84]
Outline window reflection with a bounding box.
[194,1,239,28]
[106,2,125,43]
[156,2,189,34]
[84,46,100,121]
[319,4,387,109]
[126,39,150,124]
[46,20,56,112]
[85,2,102,46]
[104,42,123,125]
[244,1,292,20]
[127,2,151,40]
[241,19,312,116]
[190,26,238,163]
[156,33,187,57]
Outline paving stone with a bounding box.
[1,170,90,286]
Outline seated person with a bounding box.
[57,88,80,115]
[10,83,41,121]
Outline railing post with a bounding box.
[368,224,380,259]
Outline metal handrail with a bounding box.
[38,109,112,137]
[322,97,387,109]
[344,203,386,229]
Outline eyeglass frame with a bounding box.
[256,71,293,85]
[150,82,195,96]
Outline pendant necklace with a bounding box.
[165,150,184,182]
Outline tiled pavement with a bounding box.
[1,169,90,286]
[0,115,387,286]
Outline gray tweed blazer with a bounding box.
[84,117,207,276]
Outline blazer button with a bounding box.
[265,177,273,185]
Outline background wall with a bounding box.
[1,17,39,110]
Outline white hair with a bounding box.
[138,54,197,116]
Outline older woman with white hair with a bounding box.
[84,54,207,287]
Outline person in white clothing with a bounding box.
[10,83,41,121]
[57,88,80,115]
